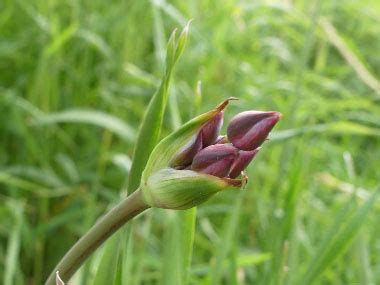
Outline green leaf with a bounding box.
[178,208,197,284]
[92,233,122,285]
[162,213,181,285]
[127,22,191,194]
[4,201,23,285]
[209,191,245,285]
[32,109,135,142]
[165,29,177,69]
[44,23,78,56]
[161,210,196,285]
[237,252,272,267]
[174,20,191,62]
[0,172,72,197]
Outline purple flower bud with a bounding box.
[171,132,203,167]
[191,144,237,178]
[201,111,224,147]
[227,111,281,151]
[171,111,224,168]
[229,148,260,178]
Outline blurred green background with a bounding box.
[1,0,380,284]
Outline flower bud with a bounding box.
[139,98,279,211]
[201,111,224,147]
[191,144,237,178]
[229,148,260,178]
[141,168,241,210]
[171,132,203,167]
[227,111,281,151]
[171,111,224,167]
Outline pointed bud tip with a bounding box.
[269,111,282,121]
[227,110,281,151]
[215,97,239,112]
[191,144,237,178]
[229,148,260,178]
[201,111,224,147]
[252,146,261,153]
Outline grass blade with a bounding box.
[209,191,244,285]
[92,233,121,285]
[4,201,23,285]
[178,209,197,284]
[162,213,182,285]
[319,18,380,96]
[33,109,136,142]
[161,209,197,285]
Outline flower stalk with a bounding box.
[45,190,149,285]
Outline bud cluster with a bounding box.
[141,99,281,210]
[172,108,281,180]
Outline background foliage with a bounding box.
[1,0,380,284]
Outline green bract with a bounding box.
[141,168,234,210]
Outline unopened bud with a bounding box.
[191,144,237,178]
[140,98,280,211]
[229,148,260,178]
[171,132,203,167]
[171,111,224,167]
[227,111,281,151]
[201,111,224,147]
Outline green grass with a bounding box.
[1,0,380,284]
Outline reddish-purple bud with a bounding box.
[227,111,281,151]
[172,132,203,167]
[191,144,237,178]
[229,148,260,178]
[201,111,224,147]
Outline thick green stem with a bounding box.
[45,189,149,285]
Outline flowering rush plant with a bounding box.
[46,97,281,285]
[44,25,281,285]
